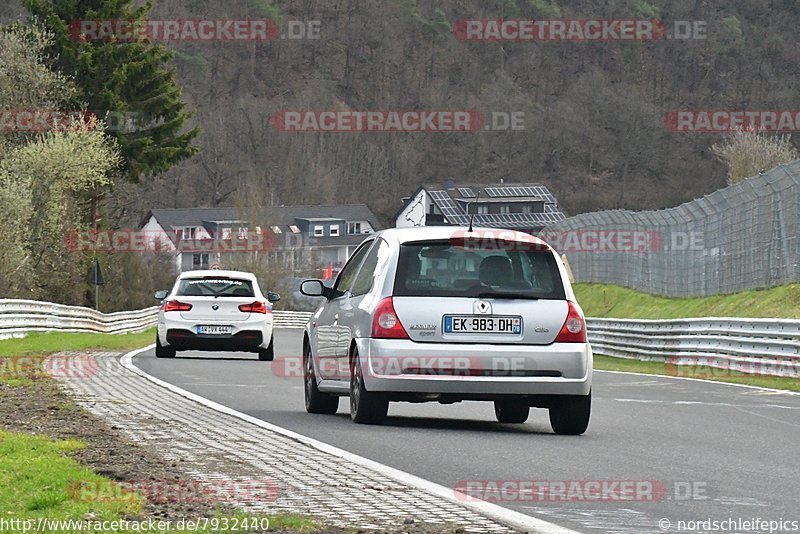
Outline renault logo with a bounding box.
[212,304,219,311]
[474,300,492,314]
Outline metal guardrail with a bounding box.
[273,311,313,329]
[2,299,796,378]
[0,299,313,338]
[0,299,159,338]
[587,317,800,377]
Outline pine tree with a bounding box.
[23,0,199,182]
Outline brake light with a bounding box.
[164,300,192,312]
[371,297,409,339]
[239,301,269,314]
[555,301,587,343]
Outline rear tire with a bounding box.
[304,344,339,414]
[549,391,591,435]
[350,349,388,424]
[258,337,274,361]
[155,336,175,358]
[494,399,530,423]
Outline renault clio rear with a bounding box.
[300,227,592,434]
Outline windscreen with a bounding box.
[175,277,255,298]
[393,240,565,299]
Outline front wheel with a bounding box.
[494,399,530,423]
[155,335,175,358]
[350,349,388,424]
[304,344,339,414]
[549,391,591,435]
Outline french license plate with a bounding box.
[444,315,522,334]
[196,325,232,335]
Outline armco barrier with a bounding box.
[0,299,159,338]
[587,317,800,377]
[0,300,313,338]
[3,300,796,378]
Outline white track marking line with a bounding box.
[595,369,800,396]
[122,344,580,534]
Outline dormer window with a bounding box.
[176,227,196,240]
[499,205,511,214]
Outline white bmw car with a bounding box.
[154,270,280,360]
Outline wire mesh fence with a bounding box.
[540,160,800,297]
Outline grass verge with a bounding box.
[0,430,142,525]
[0,328,156,358]
[0,328,157,385]
[594,354,800,392]
[574,282,800,319]
[0,430,320,533]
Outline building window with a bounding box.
[176,227,196,240]
[237,227,248,239]
[289,225,300,234]
[314,225,324,237]
[521,205,532,213]
[347,222,362,235]
[271,225,282,234]
[193,253,209,269]
[330,225,340,237]
[221,227,232,240]
[499,205,511,214]
[476,205,488,214]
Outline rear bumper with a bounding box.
[358,338,592,396]
[166,329,264,351]
[158,312,273,350]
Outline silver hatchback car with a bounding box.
[300,227,592,434]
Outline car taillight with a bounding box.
[239,301,269,314]
[164,300,192,312]
[371,297,408,339]
[554,301,587,343]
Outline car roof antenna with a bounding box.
[467,188,483,232]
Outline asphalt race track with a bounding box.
[135,329,800,534]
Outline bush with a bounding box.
[711,130,799,185]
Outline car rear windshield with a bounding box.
[175,277,255,298]
[393,239,566,299]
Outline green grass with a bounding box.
[574,282,800,319]
[0,328,156,358]
[0,328,157,385]
[0,430,320,533]
[574,283,800,392]
[0,430,142,526]
[594,354,800,392]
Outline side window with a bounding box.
[333,241,373,296]
[351,239,389,297]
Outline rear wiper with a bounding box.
[476,292,539,300]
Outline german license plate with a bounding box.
[444,315,522,334]
[197,325,232,335]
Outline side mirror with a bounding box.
[300,279,327,298]
[267,292,281,303]
[154,289,168,300]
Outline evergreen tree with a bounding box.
[23,0,199,182]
